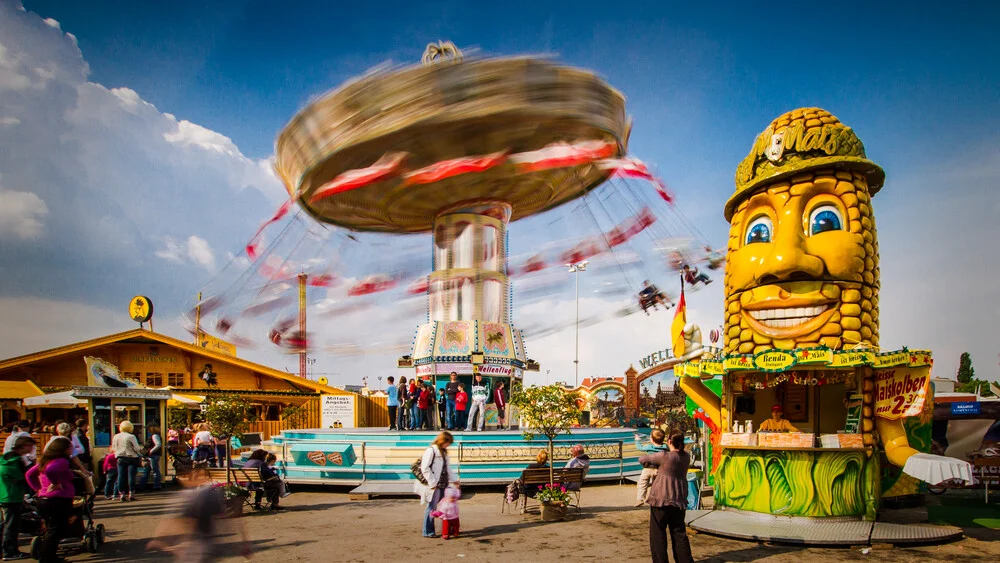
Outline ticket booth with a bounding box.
[72,386,171,483]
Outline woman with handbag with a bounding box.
[111,421,143,501]
[414,432,459,538]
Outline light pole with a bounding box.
[567,260,588,389]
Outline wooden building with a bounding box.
[0,328,355,438]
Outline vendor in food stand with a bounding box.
[758,405,798,433]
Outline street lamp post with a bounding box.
[567,260,588,388]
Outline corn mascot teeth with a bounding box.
[724,108,882,354]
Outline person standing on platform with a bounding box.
[465,374,490,432]
[408,380,422,431]
[418,383,434,430]
[386,376,399,430]
[437,389,447,431]
[639,433,694,563]
[396,376,409,431]
[444,373,461,430]
[493,381,508,430]
[455,385,468,430]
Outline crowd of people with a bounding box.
[386,373,510,432]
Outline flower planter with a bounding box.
[223,496,246,518]
[540,501,568,522]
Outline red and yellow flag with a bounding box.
[671,281,687,357]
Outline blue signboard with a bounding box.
[950,401,981,416]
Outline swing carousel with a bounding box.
[186,42,719,370]
[181,43,724,488]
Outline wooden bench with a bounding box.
[205,467,275,511]
[502,467,586,515]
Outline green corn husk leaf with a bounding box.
[862,453,881,521]
[813,451,865,516]
[764,454,792,514]
[774,451,817,515]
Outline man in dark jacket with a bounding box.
[638,433,693,563]
[0,436,34,560]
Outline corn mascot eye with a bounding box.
[745,216,772,245]
[808,205,843,236]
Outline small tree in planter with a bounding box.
[202,394,258,484]
[509,384,582,484]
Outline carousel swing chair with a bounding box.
[638,280,673,315]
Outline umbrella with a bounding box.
[23,391,86,408]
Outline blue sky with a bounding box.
[2,0,998,384]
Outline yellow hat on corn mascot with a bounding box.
[723,108,884,355]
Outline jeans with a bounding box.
[409,404,420,430]
[456,409,467,429]
[1,502,22,558]
[117,456,140,495]
[466,401,486,430]
[446,398,457,428]
[140,455,162,489]
[649,505,693,563]
[388,405,398,429]
[421,407,433,429]
[422,487,444,537]
[37,497,72,563]
[396,405,407,431]
[104,468,119,497]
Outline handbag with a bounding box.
[411,449,436,485]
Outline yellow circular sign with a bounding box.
[318,377,329,386]
[129,296,153,323]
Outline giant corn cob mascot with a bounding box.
[679,108,917,467]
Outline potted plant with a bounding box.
[536,483,572,521]
[218,483,250,518]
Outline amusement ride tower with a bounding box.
[273,43,630,383]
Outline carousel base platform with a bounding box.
[267,427,645,487]
[687,509,963,546]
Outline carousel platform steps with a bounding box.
[349,482,419,498]
[687,509,963,546]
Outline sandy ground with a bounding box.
[36,483,1000,562]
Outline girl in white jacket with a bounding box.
[415,432,460,537]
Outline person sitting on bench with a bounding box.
[563,445,591,491]
[520,450,549,498]
[243,449,283,511]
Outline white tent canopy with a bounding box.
[22,390,87,408]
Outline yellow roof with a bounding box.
[0,380,45,400]
[0,328,349,396]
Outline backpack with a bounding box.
[411,448,436,485]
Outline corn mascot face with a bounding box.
[724,108,883,354]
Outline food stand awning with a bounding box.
[23,390,87,408]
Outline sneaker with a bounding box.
[3,553,30,560]
[633,501,645,507]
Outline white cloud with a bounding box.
[0,187,48,239]
[164,119,240,157]
[186,235,215,269]
[155,235,216,270]
[0,116,19,126]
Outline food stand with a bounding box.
[678,347,932,520]
[677,108,972,524]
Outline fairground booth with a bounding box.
[676,108,973,543]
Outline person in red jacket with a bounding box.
[493,381,508,430]
[455,384,469,430]
[417,382,434,430]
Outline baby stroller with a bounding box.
[23,477,106,556]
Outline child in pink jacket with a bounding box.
[430,486,461,539]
